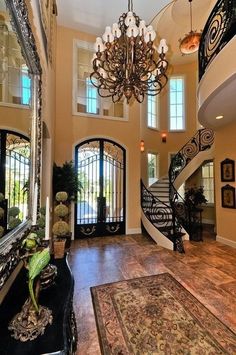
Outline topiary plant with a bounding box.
[8,206,22,230]
[36,206,46,239]
[55,191,68,203]
[54,204,69,218]
[8,206,20,218]
[52,220,70,237]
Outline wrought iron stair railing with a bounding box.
[199,0,236,80]
[141,180,185,253]
[168,128,214,242]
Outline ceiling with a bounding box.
[56,0,172,36]
[56,0,217,65]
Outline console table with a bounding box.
[0,256,77,355]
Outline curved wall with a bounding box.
[197,37,236,129]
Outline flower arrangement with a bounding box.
[185,186,207,208]
[21,232,39,251]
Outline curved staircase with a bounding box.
[141,128,215,253]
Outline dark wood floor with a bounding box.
[69,227,236,355]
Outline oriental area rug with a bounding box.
[91,273,236,354]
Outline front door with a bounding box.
[75,139,125,238]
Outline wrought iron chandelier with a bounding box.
[90,0,169,104]
[179,0,201,55]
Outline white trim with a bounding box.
[147,152,160,186]
[216,235,236,248]
[73,111,129,122]
[202,218,215,225]
[168,75,186,132]
[0,102,30,110]
[126,228,142,235]
[147,90,160,130]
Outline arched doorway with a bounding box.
[0,130,30,234]
[75,139,126,238]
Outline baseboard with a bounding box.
[216,235,236,248]
[202,219,215,225]
[126,228,142,235]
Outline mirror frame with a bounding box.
[0,0,42,289]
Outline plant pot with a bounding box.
[53,239,66,259]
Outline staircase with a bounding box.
[149,177,170,204]
[141,128,215,253]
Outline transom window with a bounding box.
[201,161,214,204]
[169,76,185,131]
[148,153,159,186]
[74,40,126,120]
[0,12,31,106]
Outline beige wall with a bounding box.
[141,62,199,185]
[0,106,31,136]
[215,120,236,243]
[55,26,141,232]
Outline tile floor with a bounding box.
[69,227,236,354]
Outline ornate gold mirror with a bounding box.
[0,0,42,289]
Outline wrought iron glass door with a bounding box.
[75,139,125,237]
[0,130,30,235]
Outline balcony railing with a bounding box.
[199,0,236,80]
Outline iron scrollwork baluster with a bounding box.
[199,0,236,80]
[169,128,214,242]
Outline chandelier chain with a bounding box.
[90,0,169,103]
[128,0,133,12]
[189,0,193,31]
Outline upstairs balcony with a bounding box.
[197,0,236,129]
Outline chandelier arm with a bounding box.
[90,2,169,103]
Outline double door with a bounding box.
[75,139,125,237]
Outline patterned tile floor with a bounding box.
[69,227,236,355]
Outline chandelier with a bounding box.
[179,0,201,55]
[90,0,169,104]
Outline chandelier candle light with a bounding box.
[90,0,169,103]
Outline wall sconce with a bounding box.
[161,133,167,143]
[140,140,145,152]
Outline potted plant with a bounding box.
[184,186,207,241]
[53,161,82,201]
[184,186,207,209]
[52,191,70,258]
